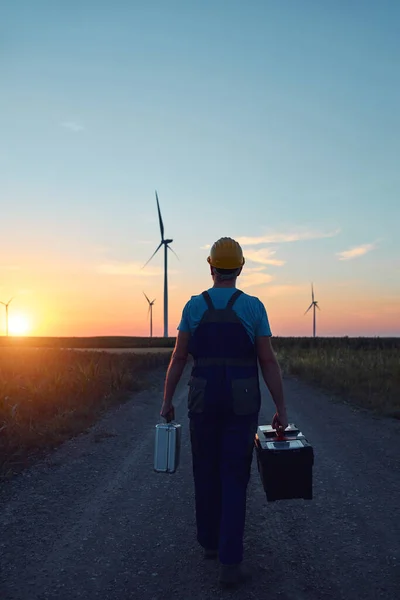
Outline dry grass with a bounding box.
[1,336,399,479]
[0,336,176,348]
[273,337,400,418]
[0,348,172,478]
[72,347,174,354]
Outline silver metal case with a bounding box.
[154,423,182,473]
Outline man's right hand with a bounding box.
[160,401,175,423]
[272,411,288,432]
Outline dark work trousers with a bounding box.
[186,289,261,565]
[189,411,258,565]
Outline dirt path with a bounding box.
[1,365,399,600]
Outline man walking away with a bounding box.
[160,237,288,588]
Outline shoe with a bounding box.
[219,563,251,587]
[203,548,218,559]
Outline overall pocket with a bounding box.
[187,376,207,414]
[231,377,261,416]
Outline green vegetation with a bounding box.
[272,337,400,418]
[0,348,172,478]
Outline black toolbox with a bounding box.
[254,424,314,502]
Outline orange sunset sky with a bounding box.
[1,2,399,337]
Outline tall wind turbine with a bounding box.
[0,297,14,337]
[304,283,320,338]
[143,191,177,337]
[143,292,156,338]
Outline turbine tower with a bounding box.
[143,292,156,338]
[143,191,177,337]
[304,283,320,338]
[0,297,14,337]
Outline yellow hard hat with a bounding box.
[207,237,245,270]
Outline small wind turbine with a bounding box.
[143,292,156,338]
[0,297,14,337]
[304,283,320,338]
[142,191,178,338]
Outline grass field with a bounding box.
[0,347,172,478]
[272,337,400,419]
[72,347,174,354]
[72,342,400,417]
[0,336,176,348]
[1,336,399,478]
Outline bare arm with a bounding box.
[256,336,288,424]
[163,331,190,404]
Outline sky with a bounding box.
[1,0,400,337]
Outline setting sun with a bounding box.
[8,314,31,336]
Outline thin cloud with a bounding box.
[97,262,162,276]
[336,243,376,261]
[243,266,266,274]
[240,272,274,288]
[263,284,306,297]
[61,121,84,132]
[244,248,285,266]
[237,228,340,246]
[200,244,211,250]
[97,261,180,276]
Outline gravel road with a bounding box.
[1,363,399,600]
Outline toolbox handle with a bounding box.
[158,420,178,426]
[275,428,287,441]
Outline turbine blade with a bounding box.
[311,283,314,303]
[316,303,321,310]
[167,245,179,260]
[143,291,151,304]
[142,242,163,268]
[155,191,164,241]
[304,303,313,315]
[151,298,156,304]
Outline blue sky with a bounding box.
[1,1,399,336]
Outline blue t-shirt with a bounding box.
[177,287,272,344]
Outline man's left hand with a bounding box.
[160,401,175,423]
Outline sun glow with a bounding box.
[8,314,31,336]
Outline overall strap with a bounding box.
[226,289,243,310]
[202,291,215,311]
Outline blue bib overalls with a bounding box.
[187,289,261,565]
